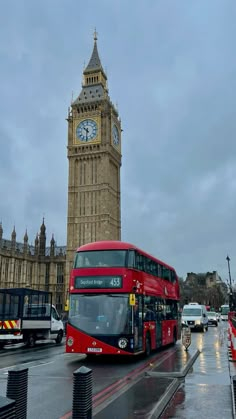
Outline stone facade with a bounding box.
[0,34,121,310]
[181,271,228,309]
[0,221,66,313]
[186,271,224,288]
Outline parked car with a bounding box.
[208,311,218,327]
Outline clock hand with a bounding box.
[85,126,89,140]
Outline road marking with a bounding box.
[27,361,54,370]
[1,360,55,375]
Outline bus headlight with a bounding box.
[67,337,74,347]
[118,338,128,349]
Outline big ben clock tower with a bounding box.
[66,31,122,278]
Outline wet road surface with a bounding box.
[0,339,179,418]
[161,321,232,418]
[0,322,232,418]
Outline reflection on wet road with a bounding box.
[161,322,232,419]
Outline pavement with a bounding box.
[160,323,234,419]
[93,345,200,418]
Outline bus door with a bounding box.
[133,295,143,351]
[144,296,162,349]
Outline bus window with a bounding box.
[127,250,136,268]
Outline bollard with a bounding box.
[72,366,92,419]
[6,367,28,419]
[0,395,15,419]
[232,376,236,408]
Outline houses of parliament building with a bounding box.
[0,32,122,313]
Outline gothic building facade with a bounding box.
[0,34,122,311]
[0,220,66,312]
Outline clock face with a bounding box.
[112,124,119,146]
[76,119,98,142]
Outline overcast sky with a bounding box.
[0,0,236,281]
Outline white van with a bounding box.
[182,303,208,332]
[219,304,230,321]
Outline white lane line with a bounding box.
[1,360,55,375]
[26,361,54,370]
[0,360,37,373]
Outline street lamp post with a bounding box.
[226,255,233,311]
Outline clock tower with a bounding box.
[66,32,122,278]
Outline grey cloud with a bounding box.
[1,0,236,281]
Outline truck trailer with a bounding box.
[0,288,64,348]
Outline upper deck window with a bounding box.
[131,251,176,282]
[74,250,128,268]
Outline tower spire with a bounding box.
[39,218,46,256]
[94,28,98,42]
[84,30,104,74]
[73,31,108,106]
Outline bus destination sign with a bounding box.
[74,276,123,289]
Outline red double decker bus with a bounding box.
[66,241,181,356]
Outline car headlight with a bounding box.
[118,338,128,349]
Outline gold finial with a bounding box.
[94,28,98,41]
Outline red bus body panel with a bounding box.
[66,324,131,355]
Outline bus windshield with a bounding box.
[74,250,128,268]
[69,294,132,335]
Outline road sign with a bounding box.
[182,327,191,351]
